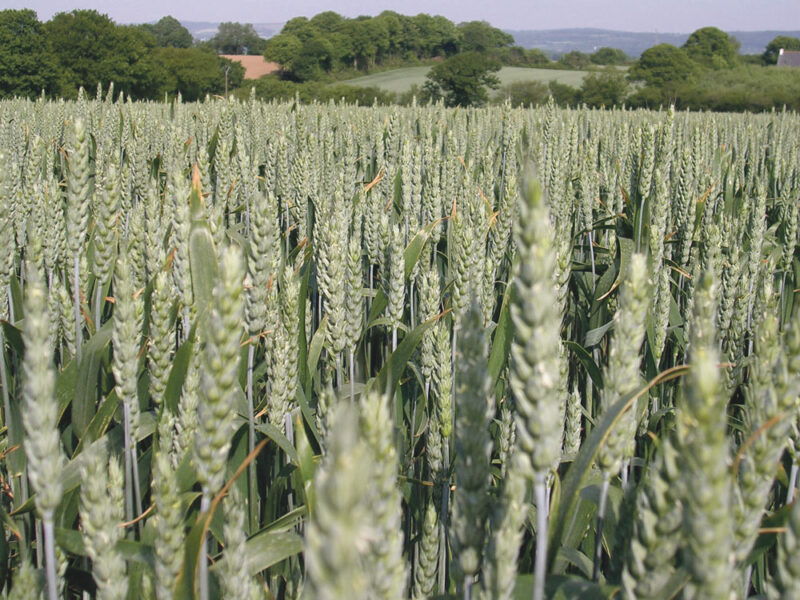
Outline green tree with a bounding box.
[343,18,388,70]
[209,22,265,55]
[281,17,315,42]
[153,47,243,100]
[590,47,627,65]
[424,51,500,106]
[495,80,550,107]
[140,16,192,48]
[374,11,406,58]
[263,34,303,71]
[762,35,800,64]
[675,65,800,112]
[457,21,514,53]
[548,80,580,106]
[558,50,592,69]
[0,9,62,97]
[497,45,551,67]
[121,27,170,99]
[308,11,345,34]
[682,26,739,69]
[628,43,698,87]
[291,35,335,81]
[521,48,551,66]
[412,14,459,58]
[44,10,155,98]
[580,69,629,107]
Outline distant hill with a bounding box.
[504,28,800,58]
[179,21,283,41]
[175,21,800,58]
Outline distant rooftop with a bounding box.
[221,55,280,79]
[777,49,800,67]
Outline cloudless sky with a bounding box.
[6,0,800,32]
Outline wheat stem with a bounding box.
[43,513,58,600]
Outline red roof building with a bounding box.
[221,55,280,79]
[777,49,800,67]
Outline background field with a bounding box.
[339,66,592,94]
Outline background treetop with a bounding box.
[207,21,266,55]
[138,16,193,49]
[264,11,510,81]
[681,26,740,69]
[762,35,800,64]
[423,51,502,107]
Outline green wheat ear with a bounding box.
[677,270,734,600]
[773,495,800,598]
[510,178,564,480]
[219,487,262,600]
[194,244,244,498]
[597,252,649,476]
[21,263,63,516]
[359,390,407,598]
[451,300,494,593]
[413,494,440,599]
[80,448,127,600]
[304,403,373,600]
[152,420,184,600]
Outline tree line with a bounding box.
[257,16,800,113]
[482,27,800,112]
[2,8,800,113]
[622,28,800,111]
[263,11,520,81]
[0,10,248,101]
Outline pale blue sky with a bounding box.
[5,0,799,32]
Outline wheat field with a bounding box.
[0,88,799,600]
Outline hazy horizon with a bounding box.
[6,0,800,34]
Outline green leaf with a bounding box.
[564,341,604,389]
[173,508,206,599]
[366,219,439,329]
[403,222,435,279]
[488,285,513,387]
[255,422,299,466]
[263,505,307,533]
[294,413,318,513]
[657,567,689,599]
[164,322,197,414]
[514,574,617,600]
[211,530,302,576]
[188,168,218,319]
[73,390,119,455]
[368,315,438,398]
[610,237,634,300]
[592,261,617,307]
[305,314,327,393]
[0,515,8,593]
[296,259,311,398]
[126,562,149,600]
[55,358,78,423]
[4,368,25,477]
[0,503,21,540]
[188,225,218,319]
[8,275,23,325]
[72,320,113,441]
[548,387,640,572]
[175,448,198,493]
[0,320,22,356]
[584,321,614,348]
[295,385,321,448]
[13,428,125,516]
[55,528,155,567]
[748,502,792,565]
[556,547,598,581]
